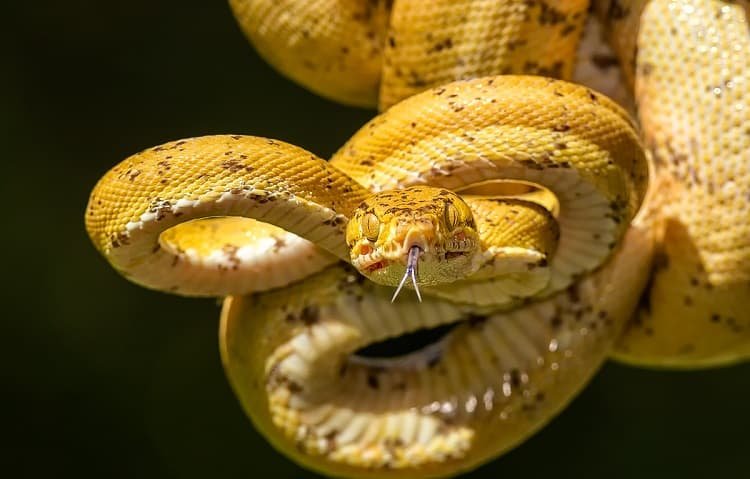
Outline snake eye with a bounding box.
[362,213,380,242]
[444,202,461,230]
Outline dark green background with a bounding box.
[5,2,748,478]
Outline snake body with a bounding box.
[595,0,750,366]
[85,0,749,476]
[229,0,590,109]
[87,76,648,476]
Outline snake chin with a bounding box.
[353,242,481,288]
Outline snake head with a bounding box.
[346,186,482,291]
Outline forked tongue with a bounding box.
[391,245,422,302]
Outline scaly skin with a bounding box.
[333,76,647,306]
[84,0,750,476]
[86,77,644,305]
[346,186,487,288]
[379,0,589,109]
[593,0,750,367]
[228,0,391,107]
[216,76,651,474]
[221,223,653,478]
[86,75,649,476]
[86,136,366,295]
[346,186,558,294]
[229,0,591,109]
[229,0,750,362]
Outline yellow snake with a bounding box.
[85,0,749,476]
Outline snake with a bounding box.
[84,0,749,477]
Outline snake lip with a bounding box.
[364,260,388,272]
[354,249,389,273]
[446,236,475,253]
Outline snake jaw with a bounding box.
[352,228,481,289]
[351,231,430,281]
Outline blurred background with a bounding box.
[4,1,748,477]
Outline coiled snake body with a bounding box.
[86,0,749,477]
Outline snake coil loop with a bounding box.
[86,0,749,476]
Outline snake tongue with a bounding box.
[391,245,422,303]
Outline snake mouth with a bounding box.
[351,239,426,280]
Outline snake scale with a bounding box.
[85,0,749,477]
